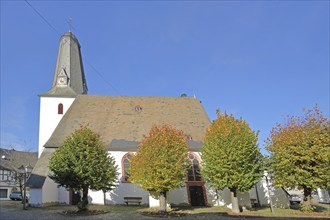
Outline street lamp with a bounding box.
[18,165,33,210]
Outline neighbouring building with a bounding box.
[28,32,292,208]
[0,148,37,200]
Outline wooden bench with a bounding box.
[124,197,142,206]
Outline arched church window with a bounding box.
[121,153,132,183]
[58,103,63,114]
[187,153,202,182]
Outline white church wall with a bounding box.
[38,97,75,157]
[108,182,149,205]
[89,189,105,204]
[206,186,256,209]
[110,151,126,171]
[206,187,232,208]
[147,187,189,208]
[317,188,330,204]
[149,191,170,208]
[29,188,42,207]
[105,151,149,205]
[169,187,189,206]
[251,181,270,206]
[58,186,69,205]
[149,193,160,208]
[42,176,59,205]
[205,172,290,209]
[98,151,289,209]
[257,174,290,208]
[238,191,252,209]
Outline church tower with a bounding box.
[38,32,87,157]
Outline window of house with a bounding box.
[187,153,202,182]
[58,103,63,114]
[121,153,132,183]
[0,169,14,181]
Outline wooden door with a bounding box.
[189,186,205,206]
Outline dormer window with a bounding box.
[135,105,142,112]
[58,103,63,114]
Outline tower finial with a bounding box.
[66,18,73,32]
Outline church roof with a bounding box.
[26,148,55,188]
[40,86,78,97]
[44,95,210,149]
[28,95,209,187]
[41,32,88,97]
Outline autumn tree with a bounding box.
[49,126,118,211]
[129,124,189,212]
[201,110,263,213]
[266,105,330,211]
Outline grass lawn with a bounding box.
[53,203,330,218]
[137,204,330,218]
[43,203,147,215]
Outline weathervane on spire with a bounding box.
[66,17,73,32]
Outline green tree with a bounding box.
[266,105,330,211]
[201,110,263,213]
[49,126,118,211]
[129,124,189,212]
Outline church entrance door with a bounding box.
[70,191,81,205]
[189,185,205,206]
[186,153,207,206]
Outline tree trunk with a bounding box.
[230,189,240,213]
[159,191,167,213]
[78,186,89,211]
[302,187,312,211]
[103,190,106,206]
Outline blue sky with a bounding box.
[1,1,329,154]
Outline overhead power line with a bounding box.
[24,0,61,36]
[24,0,121,95]
[85,60,121,95]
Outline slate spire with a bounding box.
[42,32,88,96]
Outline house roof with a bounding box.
[44,95,211,149]
[0,148,38,172]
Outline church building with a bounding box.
[28,32,289,208]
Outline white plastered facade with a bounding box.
[35,95,291,208]
[30,177,69,207]
[32,144,291,208]
[85,151,290,208]
[38,97,75,157]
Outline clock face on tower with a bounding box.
[57,76,67,86]
[56,68,69,87]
